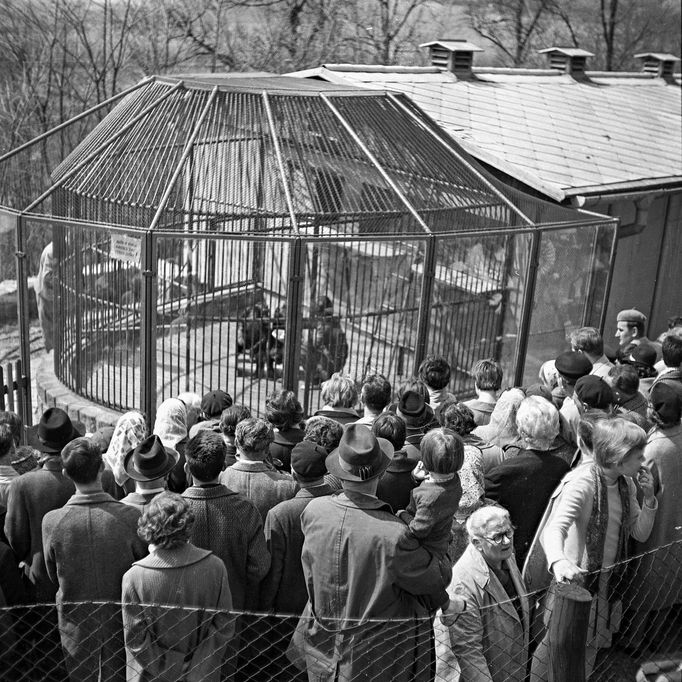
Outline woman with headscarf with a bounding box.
[103,411,148,498]
[524,414,657,678]
[153,398,189,493]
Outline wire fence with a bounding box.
[1,541,681,682]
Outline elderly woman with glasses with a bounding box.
[435,506,530,682]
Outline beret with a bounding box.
[629,345,657,368]
[575,375,613,409]
[554,351,593,381]
[649,382,682,425]
[617,309,647,325]
[201,390,233,417]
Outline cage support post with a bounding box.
[283,238,305,393]
[413,236,437,372]
[598,220,620,334]
[15,214,33,425]
[140,231,158,432]
[512,228,541,387]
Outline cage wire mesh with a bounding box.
[2,540,681,681]
[0,74,616,419]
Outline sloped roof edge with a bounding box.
[289,66,564,200]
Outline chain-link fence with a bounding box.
[2,540,680,681]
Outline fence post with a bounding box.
[15,214,33,425]
[413,236,436,374]
[512,228,541,387]
[140,231,157,432]
[283,238,304,396]
[531,582,592,682]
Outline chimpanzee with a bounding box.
[236,304,284,378]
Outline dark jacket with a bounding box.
[260,484,332,614]
[485,449,570,566]
[290,491,449,682]
[376,449,419,512]
[312,406,360,426]
[4,457,75,600]
[269,427,305,472]
[182,484,270,610]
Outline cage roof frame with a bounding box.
[2,74,615,238]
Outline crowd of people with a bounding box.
[0,308,680,681]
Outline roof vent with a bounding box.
[539,47,594,78]
[420,39,483,78]
[635,52,680,81]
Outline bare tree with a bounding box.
[547,0,681,70]
[467,0,556,67]
[348,0,430,64]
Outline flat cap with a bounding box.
[617,309,647,325]
[554,351,593,381]
[291,441,329,479]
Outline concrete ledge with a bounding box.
[34,354,123,431]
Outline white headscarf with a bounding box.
[153,398,188,454]
[103,411,148,487]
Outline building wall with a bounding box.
[602,191,682,344]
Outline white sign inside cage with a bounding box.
[111,233,142,264]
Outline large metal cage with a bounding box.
[0,75,618,422]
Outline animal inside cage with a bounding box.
[1,75,617,421]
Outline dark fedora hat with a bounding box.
[124,434,177,482]
[27,407,84,454]
[326,424,393,482]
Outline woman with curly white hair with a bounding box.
[484,397,572,566]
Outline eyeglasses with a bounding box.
[480,527,515,545]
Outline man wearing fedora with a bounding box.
[289,425,461,682]
[42,437,147,681]
[120,434,176,510]
[4,407,82,602]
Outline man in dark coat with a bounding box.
[289,425,462,681]
[259,442,333,680]
[260,441,333,614]
[42,437,147,681]
[183,430,271,681]
[182,430,270,610]
[4,408,82,601]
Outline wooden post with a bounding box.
[531,582,593,682]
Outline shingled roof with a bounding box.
[291,63,682,202]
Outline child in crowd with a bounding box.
[398,428,464,581]
[219,404,251,467]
